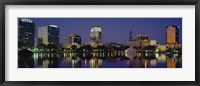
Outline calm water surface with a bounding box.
[18,52,182,68]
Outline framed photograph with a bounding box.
[0,0,199,86]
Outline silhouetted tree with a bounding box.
[18,41,34,50]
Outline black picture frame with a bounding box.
[0,0,199,86]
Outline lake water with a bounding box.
[18,52,182,68]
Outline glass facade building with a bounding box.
[68,34,81,45]
[90,26,102,43]
[18,18,35,46]
[38,25,59,45]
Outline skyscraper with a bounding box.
[89,26,102,47]
[166,26,179,44]
[38,25,59,45]
[18,18,35,46]
[68,34,81,45]
[90,26,102,43]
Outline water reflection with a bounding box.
[18,52,182,68]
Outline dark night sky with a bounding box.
[27,18,182,45]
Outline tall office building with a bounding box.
[137,35,148,41]
[166,26,179,44]
[38,25,59,45]
[68,34,81,45]
[90,26,102,43]
[18,18,35,46]
[89,26,102,47]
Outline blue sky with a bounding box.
[26,18,182,44]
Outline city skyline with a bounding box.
[18,18,182,68]
[21,18,182,45]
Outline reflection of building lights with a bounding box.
[69,53,72,57]
[66,57,71,63]
[174,54,178,58]
[40,53,43,57]
[155,49,159,52]
[155,53,159,58]
[42,60,49,68]
[167,58,176,68]
[126,60,129,65]
[72,60,75,68]
[157,54,166,61]
[89,59,95,68]
[97,59,103,66]
[33,53,38,60]
[100,53,102,57]
[64,53,66,57]
[150,59,157,66]
[51,53,53,57]
[145,53,148,56]
[95,53,97,57]
[144,60,148,68]
[84,60,87,66]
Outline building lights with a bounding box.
[20,18,33,23]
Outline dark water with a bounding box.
[18,52,182,68]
